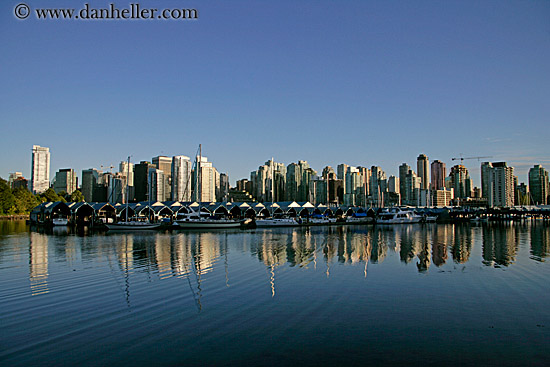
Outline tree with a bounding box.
[40,188,65,203]
[13,187,39,214]
[0,178,16,215]
[70,189,85,202]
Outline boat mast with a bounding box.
[198,144,202,213]
[126,156,130,222]
[271,157,274,217]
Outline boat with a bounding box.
[308,214,338,225]
[176,212,241,229]
[255,217,301,227]
[106,156,161,231]
[174,145,241,230]
[470,215,489,223]
[52,217,69,226]
[423,214,438,223]
[105,220,161,230]
[345,212,374,224]
[376,208,423,224]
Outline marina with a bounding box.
[1,220,550,366]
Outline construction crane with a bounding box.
[100,164,115,173]
[451,155,493,164]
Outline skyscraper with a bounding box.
[81,168,100,202]
[398,163,411,202]
[193,156,216,202]
[53,168,77,195]
[134,161,155,202]
[172,155,192,201]
[417,154,429,190]
[153,156,172,202]
[431,160,446,190]
[528,165,548,205]
[31,145,50,194]
[449,165,472,199]
[149,168,165,202]
[484,162,514,207]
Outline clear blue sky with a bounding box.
[1,0,549,187]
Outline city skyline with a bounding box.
[5,144,550,191]
[8,142,549,207]
[1,1,549,187]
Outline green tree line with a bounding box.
[0,178,84,215]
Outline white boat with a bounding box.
[308,216,338,225]
[106,221,162,230]
[424,215,438,223]
[470,216,489,223]
[176,212,241,229]
[376,208,423,224]
[255,217,301,227]
[52,218,69,226]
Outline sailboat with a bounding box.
[175,145,241,229]
[106,156,161,231]
[255,158,300,227]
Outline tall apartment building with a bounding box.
[483,162,514,207]
[153,156,172,202]
[81,168,100,202]
[148,168,165,202]
[431,160,446,190]
[528,165,548,205]
[119,160,134,202]
[449,165,472,199]
[399,163,411,203]
[53,168,77,194]
[417,154,429,190]
[217,173,229,202]
[193,156,216,202]
[172,155,192,201]
[31,145,50,194]
[370,166,387,206]
[134,161,155,202]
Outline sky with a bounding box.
[1,0,549,187]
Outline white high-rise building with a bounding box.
[194,156,216,202]
[31,145,50,194]
[172,155,192,201]
[148,168,165,202]
[486,162,514,207]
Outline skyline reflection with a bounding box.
[0,223,549,298]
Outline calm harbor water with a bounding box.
[1,221,550,366]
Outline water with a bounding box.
[1,221,550,366]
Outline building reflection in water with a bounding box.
[452,225,473,264]
[530,224,549,262]
[482,224,518,267]
[29,232,49,296]
[21,223,550,300]
[432,225,449,267]
[258,231,287,296]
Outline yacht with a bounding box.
[106,220,161,230]
[376,208,423,224]
[255,217,301,227]
[52,217,69,226]
[175,212,241,229]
